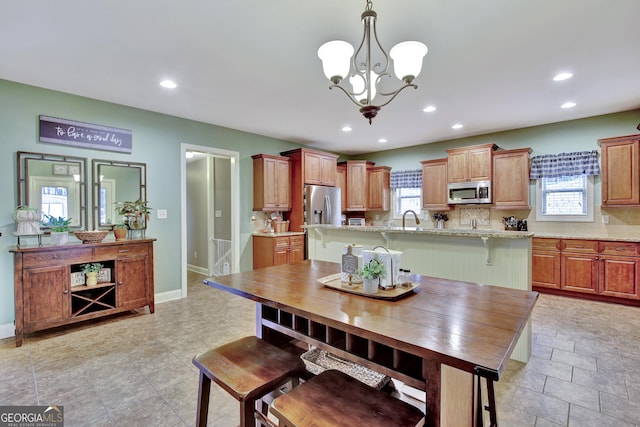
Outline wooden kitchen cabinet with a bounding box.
[533,237,640,304]
[253,234,305,269]
[446,143,498,183]
[11,239,155,347]
[341,160,373,211]
[599,135,640,207]
[367,166,390,211]
[421,158,450,210]
[532,238,561,289]
[561,240,599,294]
[598,241,640,299]
[252,154,291,211]
[493,148,531,209]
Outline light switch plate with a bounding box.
[157,209,168,219]
[215,210,223,218]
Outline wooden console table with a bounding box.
[204,260,538,426]
[10,238,155,347]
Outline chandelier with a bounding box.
[317,0,428,124]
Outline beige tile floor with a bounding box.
[1,271,639,426]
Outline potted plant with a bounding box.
[42,215,72,245]
[80,262,103,286]
[113,223,128,241]
[116,199,151,230]
[13,206,42,235]
[358,259,386,294]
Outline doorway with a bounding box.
[181,143,240,298]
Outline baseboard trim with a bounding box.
[0,323,15,340]
[187,264,208,275]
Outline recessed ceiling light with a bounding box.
[452,123,463,129]
[561,101,576,109]
[378,138,387,143]
[342,126,352,132]
[160,80,177,89]
[423,105,437,113]
[553,72,573,81]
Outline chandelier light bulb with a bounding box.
[390,41,428,83]
[349,71,378,104]
[318,41,354,84]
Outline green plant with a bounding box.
[116,199,151,217]
[80,262,103,274]
[113,222,128,229]
[358,259,386,280]
[42,215,72,232]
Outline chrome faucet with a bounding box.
[402,210,420,229]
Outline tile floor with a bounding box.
[1,272,639,426]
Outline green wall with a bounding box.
[0,79,301,327]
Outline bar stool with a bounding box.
[270,369,425,427]
[192,336,306,427]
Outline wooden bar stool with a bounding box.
[270,369,425,427]
[193,336,306,427]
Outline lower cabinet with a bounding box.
[253,234,305,269]
[532,237,640,303]
[12,239,155,347]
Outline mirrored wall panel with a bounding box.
[17,151,88,230]
[92,159,147,228]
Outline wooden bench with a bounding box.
[192,336,306,427]
[270,369,425,427]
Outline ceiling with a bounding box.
[2,1,639,155]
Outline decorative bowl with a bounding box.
[74,230,109,244]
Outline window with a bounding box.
[392,188,422,218]
[536,174,594,222]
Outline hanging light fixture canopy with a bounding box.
[317,0,428,124]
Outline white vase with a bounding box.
[50,231,68,246]
[363,278,379,294]
[86,272,98,286]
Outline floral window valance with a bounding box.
[530,150,600,179]
[390,169,422,189]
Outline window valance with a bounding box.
[530,150,600,179]
[390,169,422,189]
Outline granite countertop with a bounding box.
[531,232,640,243]
[302,224,533,239]
[252,231,305,237]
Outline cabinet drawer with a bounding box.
[22,248,92,268]
[562,239,599,254]
[289,235,304,248]
[599,241,639,257]
[273,237,290,250]
[532,238,560,252]
[95,244,149,259]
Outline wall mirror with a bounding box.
[17,151,88,230]
[92,159,146,228]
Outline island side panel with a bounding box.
[306,228,533,363]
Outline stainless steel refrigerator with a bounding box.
[304,185,342,226]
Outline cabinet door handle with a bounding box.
[63,289,68,294]
[118,249,129,253]
[117,281,123,286]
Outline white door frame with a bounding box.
[181,143,240,297]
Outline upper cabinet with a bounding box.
[252,154,291,211]
[340,160,373,211]
[336,164,347,211]
[421,158,450,211]
[599,134,640,207]
[281,148,338,187]
[367,166,391,211]
[446,143,498,182]
[492,148,531,210]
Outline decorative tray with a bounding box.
[317,273,419,300]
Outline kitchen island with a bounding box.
[204,260,538,427]
[305,224,534,362]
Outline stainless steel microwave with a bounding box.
[447,180,492,204]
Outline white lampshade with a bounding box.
[349,71,378,104]
[389,41,428,81]
[318,41,354,82]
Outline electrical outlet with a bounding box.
[157,209,168,219]
[215,210,222,218]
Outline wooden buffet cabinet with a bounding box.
[532,237,640,304]
[11,239,155,346]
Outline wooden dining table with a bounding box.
[204,260,538,427]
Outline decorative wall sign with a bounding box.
[39,115,132,153]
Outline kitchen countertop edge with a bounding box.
[302,224,533,239]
